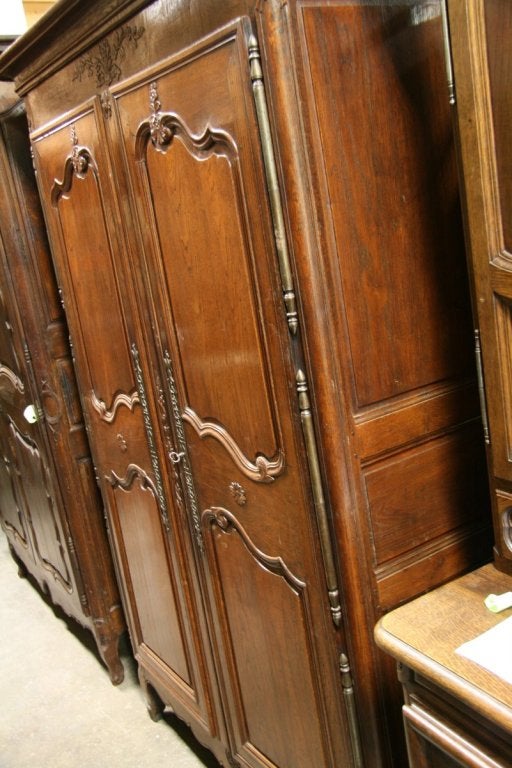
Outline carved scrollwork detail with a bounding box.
[203,507,305,590]
[72,25,145,88]
[0,364,24,394]
[149,82,173,150]
[100,90,112,120]
[51,129,95,206]
[137,86,236,163]
[105,463,156,495]
[40,378,62,437]
[183,407,284,484]
[71,125,89,177]
[229,482,247,506]
[90,388,140,423]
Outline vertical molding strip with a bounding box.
[163,350,203,552]
[131,342,170,531]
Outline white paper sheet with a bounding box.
[456,615,512,685]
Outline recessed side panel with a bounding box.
[299,1,474,408]
[365,427,490,609]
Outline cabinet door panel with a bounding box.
[0,235,74,591]
[108,475,189,682]
[0,269,29,548]
[204,508,327,768]
[114,22,350,768]
[10,417,73,590]
[32,109,214,727]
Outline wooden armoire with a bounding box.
[0,82,125,683]
[0,1,493,766]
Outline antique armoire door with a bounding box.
[447,0,512,574]
[111,18,353,768]
[31,105,227,756]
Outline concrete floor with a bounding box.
[0,534,220,768]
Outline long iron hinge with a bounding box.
[441,0,456,105]
[340,653,364,768]
[297,370,342,627]
[248,32,299,336]
[474,329,490,444]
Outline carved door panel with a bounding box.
[113,21,353,768]
[31,107,220,736]
[0,261,31,550]
[447,0,512,572]
[0,230,74,589]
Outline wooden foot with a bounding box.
[138,668,164,721]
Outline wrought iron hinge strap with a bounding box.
[340,653,364,768]
[474,329,490,444]
[441,0,456,105]
[163,350,204,552]
[131,343,170,531]
[248,33,298,336]
[296,370,342,627]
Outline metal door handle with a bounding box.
[23,404,39,424]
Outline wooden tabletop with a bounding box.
[375,564,512,733]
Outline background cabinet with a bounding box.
[0,82,125,684]
[375,565,512,768]
[447,0,512,576]
[0,1,493,766]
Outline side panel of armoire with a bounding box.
[259,1,491,763]
[0,83,125,683]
